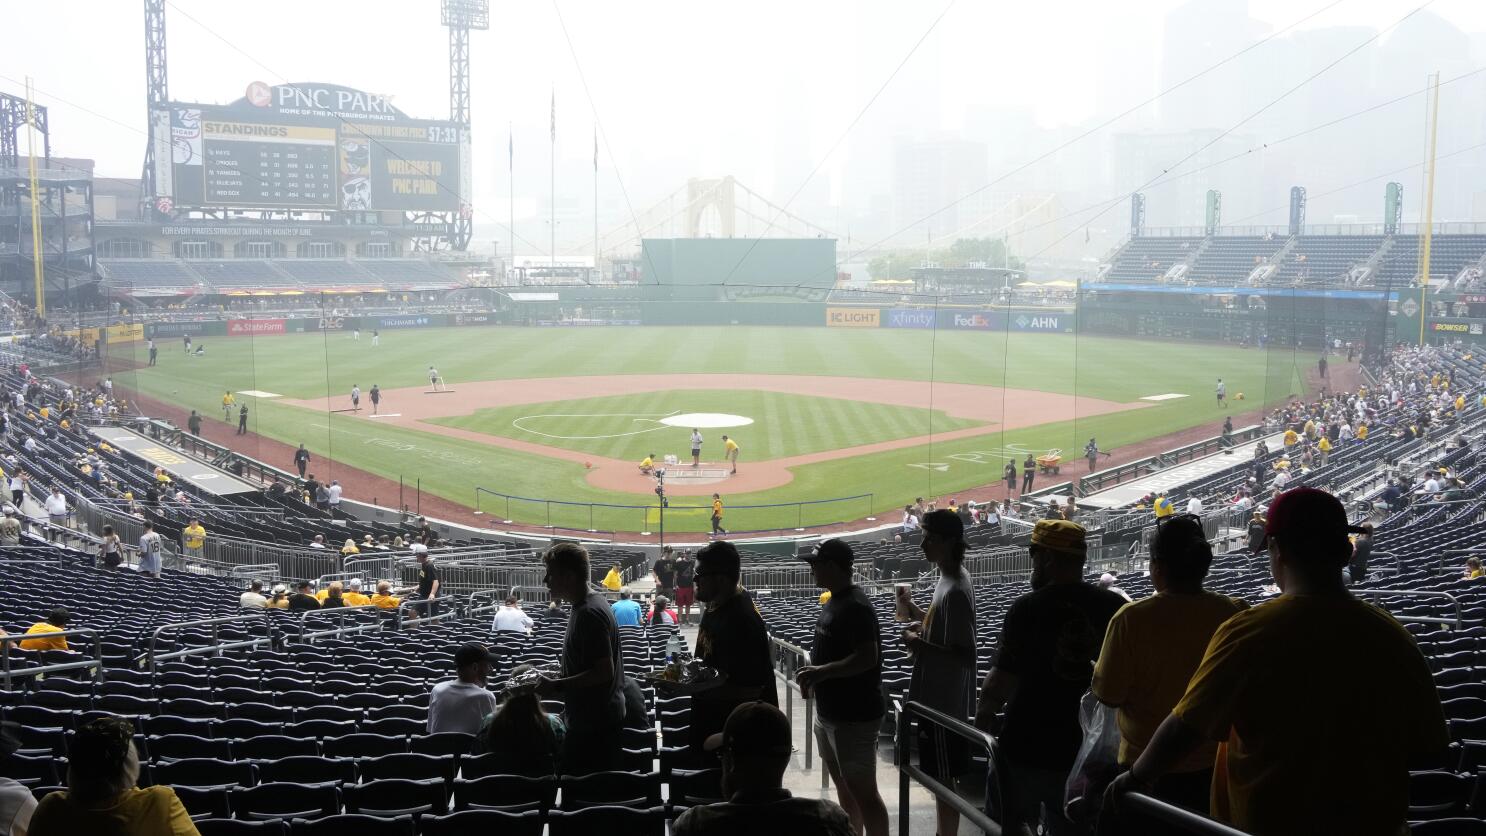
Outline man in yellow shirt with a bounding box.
[370,581,402,609]
[639,454,655,475]
[1356,424,1369,441]
[1105,488,1448,835]
[20,608,72,651]
[182,519,206,558]
[1094,515,1248,813]
[1282,428,1299,447]
[1316,436,1332,466]
[343,578,372,607]
[222,391,235,422]
[710,493,727,536]
[722,435,740,474]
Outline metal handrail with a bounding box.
[1,627,103,690]
[1124,793,1251,835]
[1354,588,1463,630]
[296,604,387,642]
[145,612,275,674]
[896,699,1001,836]
[768,636,815,776]
[395,594,460,627]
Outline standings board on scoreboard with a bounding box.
[151,81,470,214]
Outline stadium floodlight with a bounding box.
[441,0,490,29]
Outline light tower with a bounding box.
[441,0,488,251]
[141,0,169,213]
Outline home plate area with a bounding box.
[656,465,733,486]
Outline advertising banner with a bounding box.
[377,314,442,329]
[1430,319,1484,335]
[315,316,349,331]
[1011,313,1072,332]
[227,319,287,336]
[826,307,880,328]
[884,308,936,329]
[454,313,494,326]
[147,321,224,338]
[949,312,997,330]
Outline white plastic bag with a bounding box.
[1064,690,1122,824]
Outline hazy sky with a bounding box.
[7,0,1486,248]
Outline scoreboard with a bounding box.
[152,82,469,214]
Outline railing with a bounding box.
[297,605,387,642]
[769,636,816,775]
[396,594,460,627]
[1354,588,1462,630]
[895,700,1000,836]
[474,486,874,538]
[1122,794,1251,835]
[1078,425,1267,496]
[965,547,1032,583]
[145,613,276,675]
[1,628,102,690]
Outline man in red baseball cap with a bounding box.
[1105,488,1447,835]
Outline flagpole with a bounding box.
[550,89,556,276]
[593,127,599,282]
[508,122,514,284]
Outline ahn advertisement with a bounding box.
[826,307,880,328]
[884,308,936,329]
[227,318,287,336]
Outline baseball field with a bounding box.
[115,325,1313,534]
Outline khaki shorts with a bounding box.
[814,717,881,785]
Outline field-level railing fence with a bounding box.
[473,487,874,538]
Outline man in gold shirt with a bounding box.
[639,454,655,475]
[20,608,73,652]
[181,519,206,558]
[1105,488,1448,835]
[1094,514,1247,815]
[343,578,372,607]
[370,581,402,610]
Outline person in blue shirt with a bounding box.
[611,588,643,627]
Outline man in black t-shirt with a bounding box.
[674,551,697,625]
[537,542,625,773]
[287,580,320,611]
[974,519,1125,834]
[692,540,779,762]
[413,544,440,618]
[294,444,310,478]
[796,539,887,836]
[653,548,677,599]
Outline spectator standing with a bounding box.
[610,589,643,627]
[427,642,499,735]
[973,519,1125,835]
[187,410,201,437]
[293,444,310,478]
[28,717,196,836]
[796,539,888,836]
[493,597,535,633]
[691,540,780,759]
[710,493,727,536]
[476,664,565,774]
[236,403,248,435]
[898,509,979,836]
[288,580,320,611]
[537,542,626,773]
[900,506,922,538]
[1348,523,1374,584]
[1104,488,1449,836]
[652,548,677,600]
[238,580,268,609]
[181,519,205,559]
[137,522,163,578]
[1005,460,1017,494]
[413,544,440,618]
[672,702,853,836]
[43,488,67,542]
[1022,453,1037,493]
[8,471,24,507]
[674,550,697,625]
[1093,514,1248,819]
[0,505,21,547]
[1246,512,1267,555]
[327,480,342,511]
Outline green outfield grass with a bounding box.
[115,325,1318,532]
[427,390,984,461]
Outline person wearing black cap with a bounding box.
[1105,488,1448,836]
[20,608,72,652]
[691,540,779,763]
[898,509,977,836]
[975,518,1125,834]
[796,539,887,836]
[0,722,36,834]
[672,701,853,836]
[536,542,626,773]
[427,642,499,735]
[287,580,320,611]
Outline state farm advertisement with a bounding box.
[228,319,287,336]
